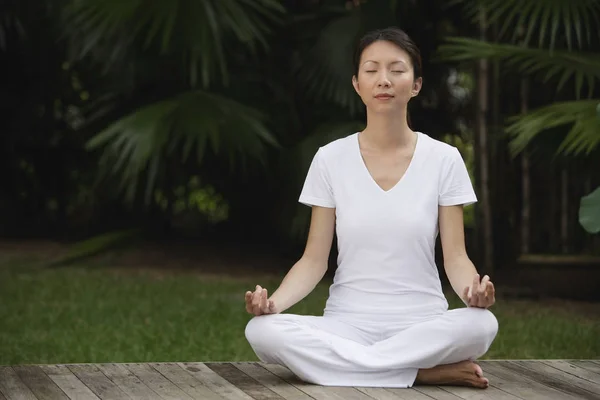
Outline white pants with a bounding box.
[245,307,498,388]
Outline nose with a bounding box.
[377,72,391,87]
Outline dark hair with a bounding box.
[353,27,422,80]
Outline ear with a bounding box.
[411,77,423,97]
[352,75,360,95]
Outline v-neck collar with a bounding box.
[356,131,422,194]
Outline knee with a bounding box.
[464,308,499,345]
[482,309,498,341]
[245,314,286,352]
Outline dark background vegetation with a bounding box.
[1,0,599,296]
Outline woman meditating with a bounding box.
[244,27,498,389]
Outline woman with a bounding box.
[243,27,498,389]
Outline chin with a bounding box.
[369,103,404,114]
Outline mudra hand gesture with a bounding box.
[463,274,495,308]
[245,285,277,316]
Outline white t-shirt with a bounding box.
[299,131,477,319]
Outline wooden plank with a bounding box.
[572,361,600,376]
[13,366,68,400]
[150,363,223,400]
[543,360,600,385]
[511,361,600,397]
[420,385,520,400]
[67,364,130,400]
[261,363,396,400]
[232,363,315,400]
[503,361,600,400]
[0,366,38,400]
[206,363,284,400]
[354,387,405,400]
[482,361,580,400]
[178,363,253,400]
[383,387,435,400]
[0,390,6,400]
[260,363,347,400]
[412,386,465,400]
[95,363,161,400]
[39,365,100,400]
[124,363,193,400]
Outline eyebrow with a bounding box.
[362,60,408,66]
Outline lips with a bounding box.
[375,94,394,99]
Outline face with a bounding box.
[352,40,422,113]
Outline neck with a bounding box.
[361,108,414,150]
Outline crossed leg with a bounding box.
[245,307,498,388]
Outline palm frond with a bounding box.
[295,11,364,115]
[450,0,600,50]
[579,186,600,234]
[507,100,600,156]
[86,90,278,204]
[62,0,284,87]
[436,38,600,98]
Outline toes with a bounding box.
[474,363,483,377]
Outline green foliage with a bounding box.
[436,39,600,99]
[507,100,600,156]
[579,186,600,234]
[450,0,600,50]
[86,91,278,204]
[62,0,284,87]
[439,1,600,238]
[295,10,365,115]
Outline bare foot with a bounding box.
[414,361,489,389]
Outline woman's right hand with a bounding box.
[245,285,278,316]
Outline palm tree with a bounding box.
[436,0,600,236]
[62,0,284,207]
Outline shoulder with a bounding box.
[418,132,465,169]
[313,132,358,162]
[318,133,357,158]
[418,132,460,158]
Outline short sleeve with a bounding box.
[438,147,477,207]
[298,148,335,208]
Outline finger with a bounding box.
[487,282,496,305]
[472,274,480,296]
[479,275,490,295]
[462,286,470,304]
[245,291,253,312]
[261,289,269,312]
[268,299,276,312]
[252,288,262,314]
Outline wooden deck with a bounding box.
[1,360,599,400]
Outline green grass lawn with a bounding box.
[1,258,599,366]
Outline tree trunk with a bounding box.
[520,78,530,255]
[477,5,494,274]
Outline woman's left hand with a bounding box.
[463,274,495,308]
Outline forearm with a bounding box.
[269,256,328,313]
[444,254,479,304]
